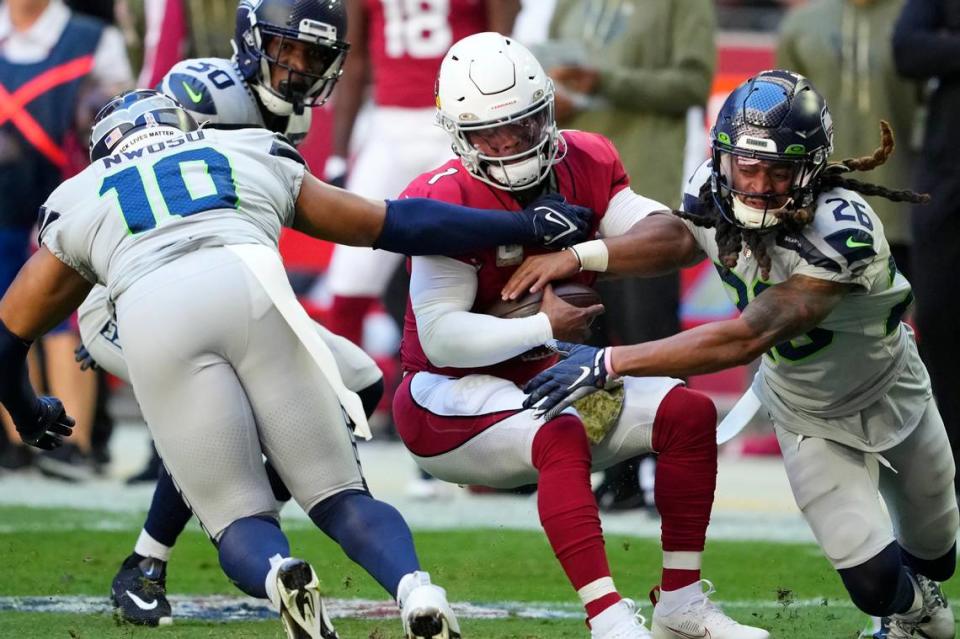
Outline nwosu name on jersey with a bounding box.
[102,130,207,167]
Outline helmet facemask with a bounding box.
[235,2,349,117]
[441,90,561,191]
[253,27,347,115]
[712,144,828,230]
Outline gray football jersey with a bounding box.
[40,127,305,303]
[158,57,311,145]
[681,161,929,450]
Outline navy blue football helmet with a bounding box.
[234,0,350,116]
[90,90,198,161]
[710,69,834,229]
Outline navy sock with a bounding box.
[217,516,290,598]
[309,489,419,598]
[143,465,194,547]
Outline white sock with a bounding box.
[578,577,618,611]
[134,529,172,562]
[263,554,288,611]
[656,581,704,615]
[589,600,632,635]
[396,570,431,607]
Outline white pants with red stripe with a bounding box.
[393,371,681,489]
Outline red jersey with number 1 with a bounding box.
[399,130,630,385]
[366,0,488,108]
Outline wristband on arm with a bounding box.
[569,239,609,272]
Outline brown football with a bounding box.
[484,282,601,318]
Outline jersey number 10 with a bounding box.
[99,148,239,234]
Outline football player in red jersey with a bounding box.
[391,33,771,639]
[323,0,519,346]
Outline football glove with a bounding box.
[523,341,615,421]
[74,342,99,371]
[17,396,75,451]
[523,193,592,248]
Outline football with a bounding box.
[484,282,601,318]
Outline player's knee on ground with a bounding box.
[839,542,916,617]
[651,386,717,456]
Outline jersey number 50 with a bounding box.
[100,148,238,234]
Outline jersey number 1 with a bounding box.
[100,148,238,234]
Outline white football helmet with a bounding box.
[436,32,563,191]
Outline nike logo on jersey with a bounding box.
[182,81,204,104]
[125,591,158,610]
[846,236,872,249]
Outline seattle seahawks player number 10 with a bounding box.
[0,83,592,639]
[76,0,363,629]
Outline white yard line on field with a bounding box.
[0,595,876,622]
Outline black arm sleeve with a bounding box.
[374,197,534,255]
[893,0,960,78]
[0,320,38,428]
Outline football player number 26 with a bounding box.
[100,148,238,234]
[382,0,451,58]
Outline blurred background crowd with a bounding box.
[1,0,957,513]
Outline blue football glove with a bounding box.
[523,193,592,248]
[523,341,614,421]
[74,342,99,371]
[17,396,75,451]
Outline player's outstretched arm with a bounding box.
[0,248,90,449]
[502,213,702,300]
[293,174,594,254]
[523,274,850,417]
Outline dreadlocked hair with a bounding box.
[815,120,930,205]
[673,120,929,280]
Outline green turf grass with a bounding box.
[0,506,955,638]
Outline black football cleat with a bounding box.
[110,553,172,626]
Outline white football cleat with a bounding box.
[881,573,954,639]
[651,580,770,639]
[590,599,653,639]
[273,558,338,639]
[398,571,461,639]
